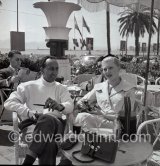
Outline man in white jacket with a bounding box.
[4,56,74,165]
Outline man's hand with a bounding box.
[44,97,63,112]
[86,81,92,91]
[27,111,37,121]
[10,75,20,84]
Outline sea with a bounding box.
[0,48,157,59]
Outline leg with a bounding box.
[38,140,58,165]
[74,112,115,130]
[23,114,64,165]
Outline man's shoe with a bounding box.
[57,159,74,166]
[60,137,78,150]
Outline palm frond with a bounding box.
[118,6,157,38]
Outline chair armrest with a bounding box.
[12,111,19,132]
[137,118,160,135]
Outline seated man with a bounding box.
[74,56,136,136]
[4,56,74,165]
[0,50,22,91]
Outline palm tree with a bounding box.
[118,5,157,57]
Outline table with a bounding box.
[137,85,160,93]
[62,139,153,166]
[67,84,82,101]
[67,84,81,92]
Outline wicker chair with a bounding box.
[12,111,28,165]
[0,88,13,125]
[137,118,160,165]
[155,77,160,85]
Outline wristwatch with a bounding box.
[58,104,65,112]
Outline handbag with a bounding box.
[72,130,119,163]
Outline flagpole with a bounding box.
[106,1,111,55]
[74,14,75,40]
[82,16,84,50]
[74,14,75,50]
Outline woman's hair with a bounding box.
[102,56,121,67]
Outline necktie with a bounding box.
[13,69,20,90]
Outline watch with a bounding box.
[58,104,65,112]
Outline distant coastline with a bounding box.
[0,48,157,57]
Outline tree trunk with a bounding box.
[135,35,139,57]
[106,2,111,55]
[135,13,139,57]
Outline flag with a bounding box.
[82,16,90,33]
[74,16,83,38]
[80,38,86,47]
[153,43,157,52]
[120,40,126,51]
[142,43,146,52]
[73,38,79,47]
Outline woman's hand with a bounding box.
[10,75,20,84]
[77,99,90,112]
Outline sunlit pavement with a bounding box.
[0,125,61,165]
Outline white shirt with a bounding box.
[4,76,74,120]
[80,79,136,116]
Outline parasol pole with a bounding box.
[74,14,75,50]
[74,14,75,40]
[143,0,155,107]
[106,0,111,54]
[157,10,160,56]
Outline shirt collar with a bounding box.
[41,76,56,87]
[111,78,136,92]
[9,65,16,72]
[105,77,136,93]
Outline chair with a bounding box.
[137,118,160,165]
[142,91,160,120]
[119,96,146,139]
[120,73,150,86]
[0,88,13,125]
[134,99,146,129]
[12,111,28,165]
[19,69,40,83]
[72,73,95,85]
[137,75,147,85]
[155,77,160,85]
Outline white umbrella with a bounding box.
[79,0,160,9]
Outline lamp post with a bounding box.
[17,0,19,32]
[33,1,81,58]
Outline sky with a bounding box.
[0,0,158,51]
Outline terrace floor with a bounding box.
[0,124,61,165]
